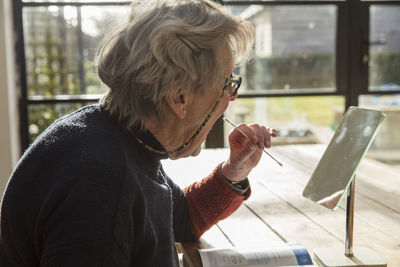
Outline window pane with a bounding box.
[223,96,344,147]
[81,6,130,94]
[359,95,400,165]
[226,5,337,92]
[24,6,80,97]
[23,5,128,97]
[28,103,92,141]
[369,5,400,91]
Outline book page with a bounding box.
[198,243,313,267]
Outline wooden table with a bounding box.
[162,144,400,267]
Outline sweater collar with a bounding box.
[130,127,169,162]
[99,104,169,163]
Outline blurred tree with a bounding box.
[26,7,81,141]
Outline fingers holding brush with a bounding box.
[223,117,282,167]
[263,126,278,148]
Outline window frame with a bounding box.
[13,0,400,152]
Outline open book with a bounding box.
[198,243,314,267]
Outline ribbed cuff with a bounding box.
[184,165,251,239]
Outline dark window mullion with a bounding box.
[14,0,30,153]
[21,2,131,7]
[27,94,102,105]
[222,1,346,5]
[238,91,343,98]
[346,0,369,108]
[77,6,86,94]
[359,0,400,3]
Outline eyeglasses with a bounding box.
[225,74,242,99]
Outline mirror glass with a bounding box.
[302,106,385,210]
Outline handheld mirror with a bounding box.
[302,106,385,210]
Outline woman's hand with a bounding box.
[221,123,277,182]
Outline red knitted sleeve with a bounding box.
[183,165,251,240]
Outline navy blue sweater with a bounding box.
[0,105,195,267]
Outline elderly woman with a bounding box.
[0,0,276,266]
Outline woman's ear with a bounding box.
[164,89,191,119]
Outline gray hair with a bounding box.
[96,0,254,130]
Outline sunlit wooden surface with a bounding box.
[163,144,400,267]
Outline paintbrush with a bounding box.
[223,117,283,167]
